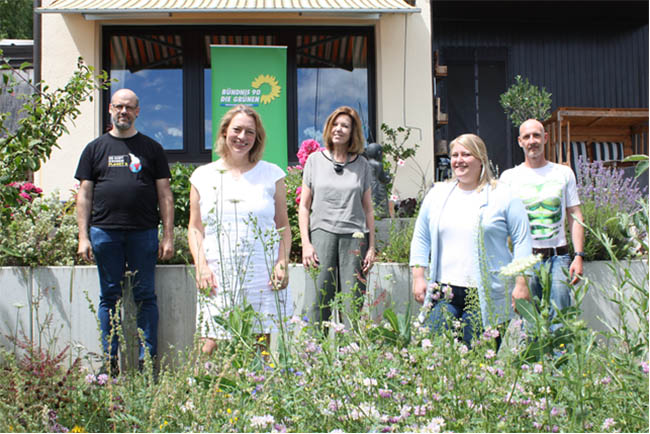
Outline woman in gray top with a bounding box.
[298,106,376,326]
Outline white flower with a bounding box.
[250,415,275,428]
[499,254,543,276]
[421,338,433,349]
[352,231,365,239]
[362,377,378,387]
[397,159,405,166]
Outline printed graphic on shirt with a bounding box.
[107,153,143,173]
[129,153,142,173]
[108,155,128,167]
[518,180,563,241]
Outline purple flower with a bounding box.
[379,388,393,398]
[85,373,96,384]
[97,373,109,385]
[533,363,543,374]
[600,376,612,385]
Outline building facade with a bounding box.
[36,0,434,199]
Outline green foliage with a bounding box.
[577,200,630,261]
[623,153,649,179]
[169,162,196,229]
[0,193,82,266]
[0,53,110,224]
[500,75,552,127]
[376,218,414,263]
[284,167,303,263]
[0,0,33,39]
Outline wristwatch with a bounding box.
[574,252,585,258]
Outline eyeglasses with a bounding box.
[111,104,137,112]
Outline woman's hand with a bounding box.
[302,243,319,269]
[362,247,375,274]
[412,272,428,304]
[196,269,217,297]
[270,262,289,290]
[511,276,530,313]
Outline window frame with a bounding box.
[102,25,376,164]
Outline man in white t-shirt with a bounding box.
[500,119,585,320]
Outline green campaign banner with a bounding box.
[210,45,287,170]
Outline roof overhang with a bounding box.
[37,0,421,19]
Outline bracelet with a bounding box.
[574,252,585,258]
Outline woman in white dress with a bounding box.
[188,105,292,355]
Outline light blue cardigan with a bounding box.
[410,180,533,327]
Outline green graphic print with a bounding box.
[519,180,563,241]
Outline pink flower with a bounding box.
[97,373,109,385]
[602,418,615,430]
[533,363,543,374]
[641,361,649,374]
[297,139,323,166]
[295,186,302,205]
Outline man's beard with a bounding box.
[112,115,133,131]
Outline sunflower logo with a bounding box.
[251,74,281,104]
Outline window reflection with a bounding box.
[297,34,369,148]
[109,34,183,150]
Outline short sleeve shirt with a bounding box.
[74,132,171,230]
[500,162,580,248]
[303,151,371,234]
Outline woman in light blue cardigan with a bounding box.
[410,134,532,347]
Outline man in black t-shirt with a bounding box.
[75,88,174,374]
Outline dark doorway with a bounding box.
[440,47,512,175]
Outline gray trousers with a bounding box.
[309,229,368,325]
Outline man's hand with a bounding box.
[77,238,94,262]
[569,256,583,284]
[158,235,174,260]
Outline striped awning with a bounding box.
[38,0,420,14]
[110,32,369,71]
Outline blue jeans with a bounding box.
[426,285,479,347]
[90,227,159,360]
[529,254,572,324]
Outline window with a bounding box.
[103,26,375,164]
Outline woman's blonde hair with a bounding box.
[322,106,365,155]
[215,105,266,164]
[449,133,497,192]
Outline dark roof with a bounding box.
[0,40,34,68]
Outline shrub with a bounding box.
[0,193,81,266]
[499,75,552,127]
[285,140,324,263]
[0,55,109,225]
[169,162,197,229]
[574,156,647,261]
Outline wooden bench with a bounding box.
[543,107,649,171]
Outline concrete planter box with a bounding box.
[1,259,646,365]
